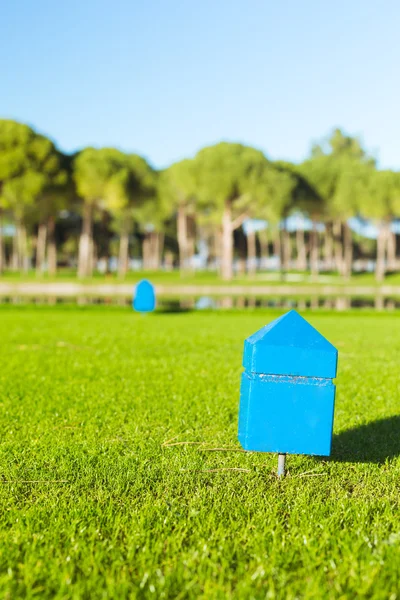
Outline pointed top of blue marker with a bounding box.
[243,310,338,378]
[133,279,156,312]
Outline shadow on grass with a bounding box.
[331,415,400,464]
[156,306,194,314]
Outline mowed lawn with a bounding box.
[0,307,400,599]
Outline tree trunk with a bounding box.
[142,234,150,270]
[246,230,256,275]
[187,215,196,270]
[295,228,307,271]
[212,228,222,270]
[146,233,154,270]
[149,232,158,270]
[147,231,162,270]
[0,208,4,274]
[376,221,389,282]
[310,221,319,277]
[221,200,233,281]
[118,228,129,279]
[11,223,19,271]
[88,238,96,276]
[78,204,93,279]
[273,230,281,265]
[141,232,161,271]
[20,225,30,273]
[342,222,353,280]
[281,226,291,272]
[36,222,47,276]
[324,222,334,271]
[387,228,396,270]
[47,216,57,276]
[258,229,269,265]
[154,232,160,269]
[158,231,165,269]
[333,220,344,275]
[177,204,188,272]
[164,251,173,271]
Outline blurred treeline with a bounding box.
[0,119,398,281]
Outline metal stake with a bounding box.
[277,453,286,477]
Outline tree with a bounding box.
[0,120,41,271]
[311,128,370,162]
[268,162,321,275]
[358,169,400,281]
[301,129,375,279]
[135,193,168,271]
[330,160,374,278]
[195,142,270,280]
[300,155,341,275]
[159,159,197,273]
[105,153,155,278]
[244,165,295,275]
[0,120,67,273]
[34,151,70,275]
[74,148,123,278]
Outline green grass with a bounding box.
[0,307,400,598]
[3,268,400,287]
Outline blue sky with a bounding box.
[1,0,400,169]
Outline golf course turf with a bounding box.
[0,306,399,598]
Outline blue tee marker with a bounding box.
[238,310,338,476]
[133,280,156,312]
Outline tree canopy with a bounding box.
[1,119,400,281]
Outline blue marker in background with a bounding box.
[238,310,338,476]
[133,280,156,312]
